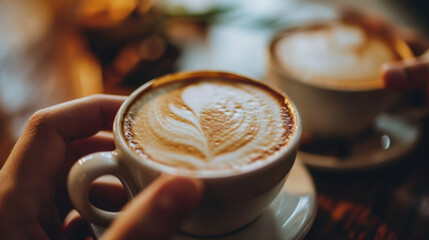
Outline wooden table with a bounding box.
[304,119,429,239]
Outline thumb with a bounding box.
[102,175,203,240]
[382,50,429,90]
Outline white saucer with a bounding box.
[90,159,317,240]
[299,114,421,171]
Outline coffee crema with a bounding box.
[123,77,295,171]
[272,20,403,90]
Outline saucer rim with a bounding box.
[299,114,422,171]
[89,159,317,240]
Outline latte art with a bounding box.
[274,22,399,88]
[123,78,294,170]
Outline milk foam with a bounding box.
[275,22,397,85]
[123,78,294,170]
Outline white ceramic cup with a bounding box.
[67,71,302,236]
[266,19,413,139]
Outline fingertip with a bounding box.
[102,176,204,240]
[381,63,407,90]
[164,175,204,196]
[156,176,203,214]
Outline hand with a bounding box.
[341,9,429,90]
[0,95,203,239]
[378,21,429,90]
[382,48,429,90]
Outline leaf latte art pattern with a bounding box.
[124,80,293,170]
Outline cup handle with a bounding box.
[67,151,137,227]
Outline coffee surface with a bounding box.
[274,22,399,88]
[123,78,295,171]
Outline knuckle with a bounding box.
[27,108,54,130]
[85,94,106,103]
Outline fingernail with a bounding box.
[382,64,407,90]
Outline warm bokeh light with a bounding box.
[76,0,144,27]
[139,35,166,61]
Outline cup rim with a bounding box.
[268,19,414,92]
[113,70,302,179]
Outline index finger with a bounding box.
[32,94,126,142]
[3,95,127,196]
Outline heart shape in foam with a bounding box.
[127,80,291,169]
[182,83,217,116]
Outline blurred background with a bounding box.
[0,0,428,164]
